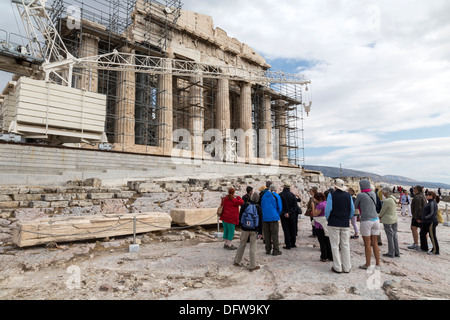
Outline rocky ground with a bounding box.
[0,203,449,301]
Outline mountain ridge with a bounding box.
[303,165,450,190]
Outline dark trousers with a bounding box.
[263,221,280,254]
[420,222,439,254]
[316,228,333,260]
[281,214,297,248]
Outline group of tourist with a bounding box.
[217,179,441,273]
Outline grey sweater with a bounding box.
[354,191,379,222]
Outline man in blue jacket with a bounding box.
[261,184,283,256]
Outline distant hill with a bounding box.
[303,165,450,190]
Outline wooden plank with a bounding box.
[170,208,220,227]
[18,78,106,103]
[14,102,105,125]
[15,114,104,132]
[16,93,106,116]
[15,123,103,140]
[12,212,173,247]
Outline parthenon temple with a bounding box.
[0,0,311,173]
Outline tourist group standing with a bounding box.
[218,179,442,273]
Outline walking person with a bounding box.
[348,188,360,239]
[261,184,283,256]
[379,187,400,258]
[325,179,355,274]
[400,190,412,217]
[234,192,263,271]
[419,191,440,255]
[219,188,244,250]
[312,192,333,262]
[408,186,427,250]
[355,179,381,270]
[279,183,301,250]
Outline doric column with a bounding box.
[260,94,273,160]
[115,47,135,147]
[79,34,99,92]
[215,78,231,139]
[275,100,288,164]
[239,82,254,161]
[189,72,204,159]
[156,56,173,153]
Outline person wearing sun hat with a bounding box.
[325,179,355,274]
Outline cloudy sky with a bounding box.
[180,0,450,184]
[1,0,449,184]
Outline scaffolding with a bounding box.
[3,0,309,167]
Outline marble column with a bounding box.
[115,47,135,147]
[239,82,254,161]
[189,72,204,159]
[275,100,288,164]
[260,94,273,161]
[156,56,173,154]
[79,34,99,92]
[215,78,231,139]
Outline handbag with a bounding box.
[217,197,224,216]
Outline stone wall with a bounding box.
[0,171,336,247]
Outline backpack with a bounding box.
[241,204,259,229]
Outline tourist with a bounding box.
[258,181,272,206]
[279,183,301,250]
[242,186,253,204]
[234,192,263,271]
[306,186,319,238]
[408,186,427,250]
[379,187,400,258]
[325,179,355,274]
[419,191,440,255]
[348,187,360,239]
[355,179,381,270]
[219,187,244,250]
[261,184,283,256]
[400,190,412,217]
[312,192,332,262]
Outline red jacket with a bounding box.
[220,196,244,225]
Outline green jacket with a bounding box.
[379,195,398,225]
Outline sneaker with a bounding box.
[272,251,282,256]
[383,253,395,258]
[407,244,419,250]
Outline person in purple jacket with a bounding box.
[312,192,332,262]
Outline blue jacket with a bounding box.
[261,190,283,222]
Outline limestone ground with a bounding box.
[0,206,449,301]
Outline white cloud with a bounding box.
[182,0,450,183]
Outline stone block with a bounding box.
[43,194,72,201]
[69,200,95,207]
[13,194,42,201]
[0,195,12,201]
[88,193,115,200]
[0,201,20,209]
[31,201,50,208]
[115,191,135,199]
[50,201,70,207]
[83,178,102,188]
